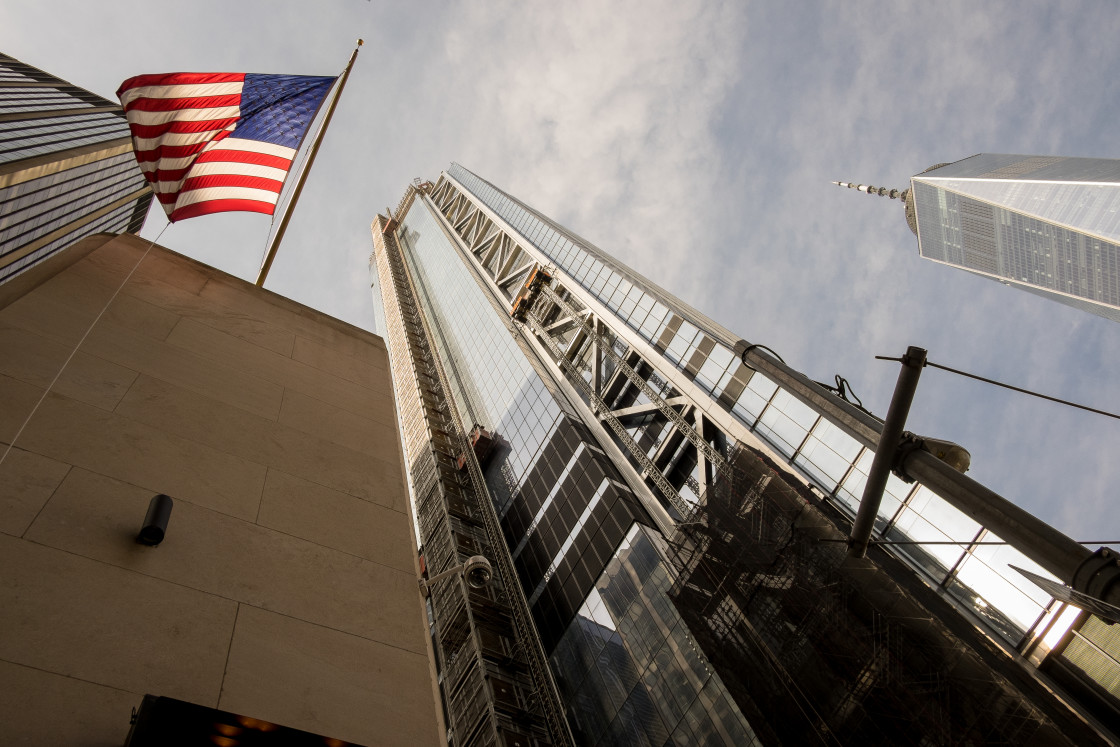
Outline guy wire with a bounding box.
[0,224,169,469]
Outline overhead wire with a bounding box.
[814,373,866,411]
[741,342,874,415]
[816,538,1120,547]
[875,355,1120,422]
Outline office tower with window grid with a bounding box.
[0,52,151,283]
[841,154,1120,322]
[373,164,1118,745]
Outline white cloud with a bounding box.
[433,1,749,290]
[4,0,1118,546]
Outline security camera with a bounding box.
[463,555,493,589]
[418,554,495,597]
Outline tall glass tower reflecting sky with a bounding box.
[372,164,1117,745]
[0,52,151,283]
[910,154,1120,322]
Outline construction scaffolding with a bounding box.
[663,443,1108,746]
[373,205,571,747]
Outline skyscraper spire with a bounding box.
[832,180,909,200]
[833,180,919,235]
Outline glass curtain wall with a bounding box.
[445,163,1059,646]
[394,196,756,743]
[0,53,151,283]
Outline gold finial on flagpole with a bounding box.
[357,39,364,46]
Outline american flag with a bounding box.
[117,72,335,222]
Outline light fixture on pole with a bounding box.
[418,555,493,597]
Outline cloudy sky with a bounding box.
[6,1,1118,544]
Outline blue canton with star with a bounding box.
[233,74,335,149]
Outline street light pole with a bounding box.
[848,346,926,558]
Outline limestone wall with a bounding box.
[0,233,439,745]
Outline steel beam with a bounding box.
[737,342,1093,585]
[903,450,1091,582]
[542,284,731,477]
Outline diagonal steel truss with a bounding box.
[414,170,1120,747]
[427,175,742,528]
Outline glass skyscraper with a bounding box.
[909,154,1120,322]
[0,52,151,283]
[372,164,1118,745]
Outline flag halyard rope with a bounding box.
[0,224,169,470]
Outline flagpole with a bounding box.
[255,40,363,287]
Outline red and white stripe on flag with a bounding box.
[117,72,333,222]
